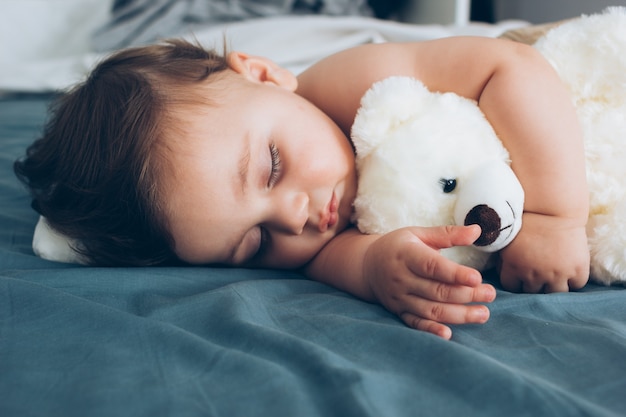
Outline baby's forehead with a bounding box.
[162,89,227,140]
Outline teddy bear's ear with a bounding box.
[351,77,432,158]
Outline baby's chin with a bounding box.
[334,215,353,238]
[337,184,357,229]
[241,233,336,270]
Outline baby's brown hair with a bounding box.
[14,39,230,266]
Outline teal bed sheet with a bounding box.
[1,94,625,417]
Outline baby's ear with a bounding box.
[227,51,297,91]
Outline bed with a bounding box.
[1,2,626,416]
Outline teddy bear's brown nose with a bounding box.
[464,204,501,246]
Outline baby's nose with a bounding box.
[273,191,309,235]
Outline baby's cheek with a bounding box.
[264,233,333,269]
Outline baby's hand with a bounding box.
[498,213,590,293]
[363,225,496,340]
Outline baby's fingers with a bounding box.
[401,314,453,340]
[407,225,484,287]
[411,280,496,304]
[417,224,482,250]
[404,244,483,288]
[400,302,490,340]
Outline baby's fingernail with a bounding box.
[473,307,490,322]
[466,270,482,285]
[481,286,496,301]
[470,224,482,234]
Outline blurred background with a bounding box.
[485,0,626,23]
[2,0,626,93]
[393,0,626,25]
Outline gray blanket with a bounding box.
[93,0,372,51]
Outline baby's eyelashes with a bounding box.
[268,142,282,187]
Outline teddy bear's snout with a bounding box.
[453,162,524,253]
[464,204,504,246]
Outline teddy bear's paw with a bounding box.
[590,260,626,286]
[588,201,626,285]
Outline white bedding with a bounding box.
[0,15,527,93]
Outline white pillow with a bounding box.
[33,216,86,264]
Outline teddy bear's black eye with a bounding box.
[440,178,457,193]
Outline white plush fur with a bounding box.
[352,7,626,285]
[535,7,626,284]
[351,77,524,271]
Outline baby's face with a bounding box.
[164,73,357,268]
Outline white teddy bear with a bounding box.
[351,76,524,272]
[351,7,626,286]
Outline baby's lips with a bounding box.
[327,211,338,228]
[318,192,338,232]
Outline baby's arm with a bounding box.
[465,40,589,292]
[473,44,590,292]
[298,37,590,294]
[304,225,495,340]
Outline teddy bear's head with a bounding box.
[351,76,524,269]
